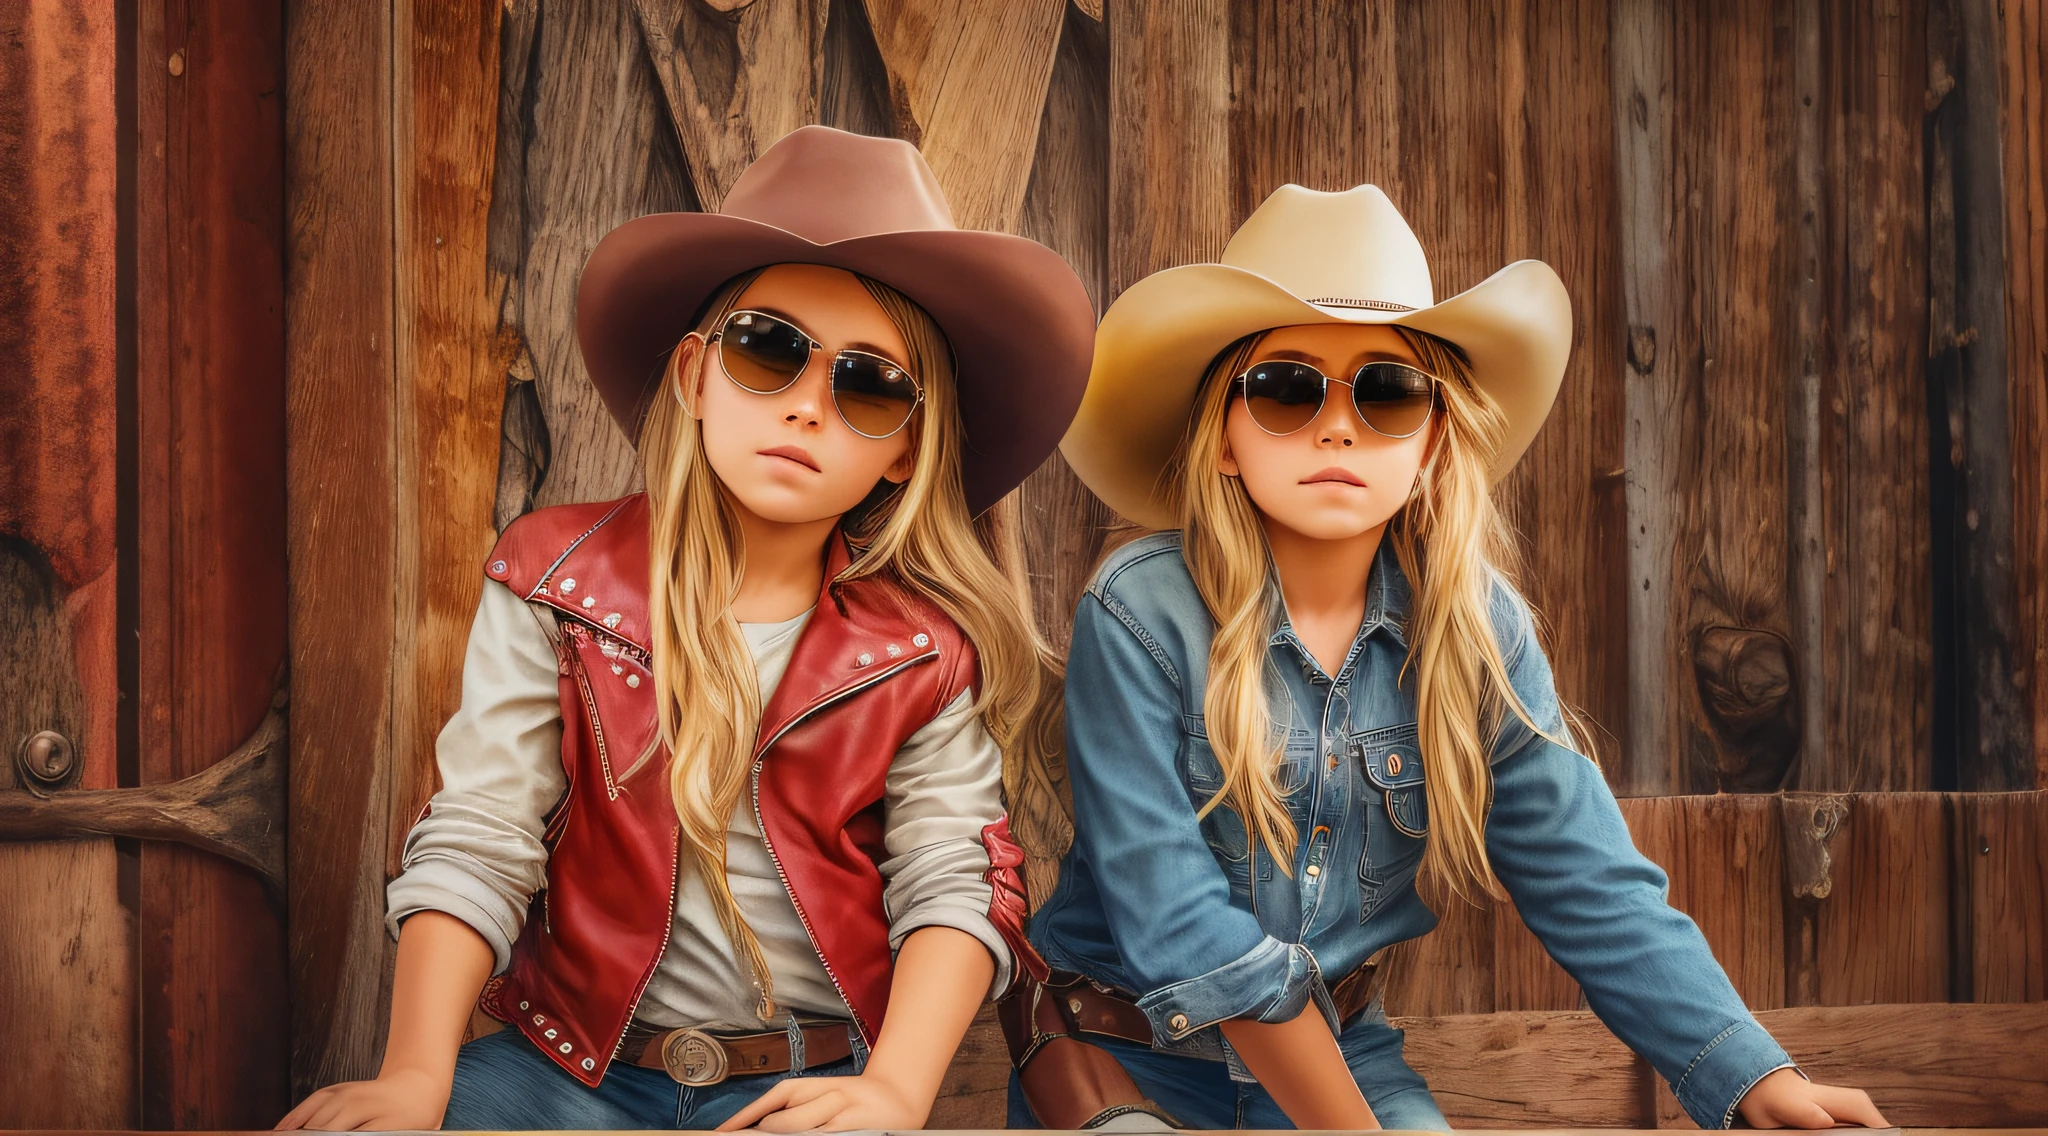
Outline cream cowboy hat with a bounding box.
[1061,184,1572,528]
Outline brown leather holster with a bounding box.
[997,971,1179,1129]
[997,959,1386,1130]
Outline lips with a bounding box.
[759,445,821,473]
[1301,466,1367,487]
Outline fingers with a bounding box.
[751,1090,849,1133]
[277,1088,335,1130]
[1810,1085,1889,1129]
[718,1077,822,1132]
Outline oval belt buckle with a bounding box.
[661,1027,731,1086]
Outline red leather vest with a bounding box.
[469,494,1037,1086]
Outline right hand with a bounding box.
[274,1067,451,1132]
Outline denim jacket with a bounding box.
[1028,532,1797,1129]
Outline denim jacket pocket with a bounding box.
[1357,724,1429,837]
[1182,715,1270,889]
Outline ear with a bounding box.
[880,441,916,485]
[1217,433,1241,478]
[672,333,708,419]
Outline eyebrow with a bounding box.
[1257,346,1419,369]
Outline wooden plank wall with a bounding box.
[132,2,293,1127]
[0,2,134,1126]
[276,0,2048,1119]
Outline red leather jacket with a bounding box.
[471,494,1038,1086]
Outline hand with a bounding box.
[716,1070,928,1133]
[274,1068,451,1132]
[1736,1068,1889,1128]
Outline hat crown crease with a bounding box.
[1220,184,1436,313]
[720,125,956,244]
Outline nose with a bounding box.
[780,358,828,427]
[1315,380,1360,448]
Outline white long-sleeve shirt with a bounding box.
[384,578,1013,1032]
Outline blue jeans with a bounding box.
[1004,1025,1449,1131]
[444,1028,860,1130]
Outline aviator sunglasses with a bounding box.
[1234,356,1440,438]
[706,308,924,439]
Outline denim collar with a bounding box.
[1266,538,1411,680]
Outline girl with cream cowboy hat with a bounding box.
[1006,185,1886,1131]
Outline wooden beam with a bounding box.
[861,0,1067,234]
[1107,0,1230,297]
[284,0,399,1097]
[0,0,136,1126]
[633,0,828,211]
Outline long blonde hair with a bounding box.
[1173,327,1548,903]
[638,269,1058,1018]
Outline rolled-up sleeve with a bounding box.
[384,578,567,974]
[1484,588,1796,1129]
[1066,591,1321,1042]
[879,686,1014,999]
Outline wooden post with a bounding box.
[0,2,135,1125]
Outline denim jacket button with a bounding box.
[1305,864,1321,877]
[1169,1013,1189,1032]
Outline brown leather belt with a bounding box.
[617,1021,854,1086]
[1024,955,1386,1051]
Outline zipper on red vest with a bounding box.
[748,646,939,1044]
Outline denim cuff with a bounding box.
[1135,936,1321,1041]
[1671,1019,1799,1128]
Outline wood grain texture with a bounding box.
[1924,0,2032,791]
[1381,889,1495,1019]
[928,1004,1008,1128]
[0,0,135,1125]
[1810,0,1932,792]
[863,0,1066,233]
[1107,0,1229,297]
[1959,790,2048,1002]
[1626,795,1786,1008]
[1811,793,1949,1005]
[634,0,827,211]
[133,1,292,1124]
[283,0,400,1096]
[1399,1002,2048,1129]
[2004,0,2048,787]
[515,0,689,510]
[391,0,517,874]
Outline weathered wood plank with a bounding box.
[634,0,827,211]
[864,0,1066,234]
[1810,793,1949,1005]
[1924,0,2033,791]
[1810,0,1933,792]
[516,0,689,510]
[2002,0,2048,788]
[0,0,135,1125]
[134,0,292,1123]
[1402,1002,2048,1129]
[391,0,517,873]
[1107,0,1230,298]
[1959,790,2048,1002]
[1381,889,1495,1019]
[929,1004,1008,1129]
[1623,795,1787,1009]
[283,0,400,1097]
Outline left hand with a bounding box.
[717,1071,927,1133]
[1736,1068,1889,1128]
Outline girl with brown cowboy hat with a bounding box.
[278,126,1091,1132]
[1008,184,1887,1130]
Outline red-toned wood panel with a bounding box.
[132,0,291,1126]
[0,1,136,1126]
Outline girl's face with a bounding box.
[676,263,918,525]
[1218,323,1437,542]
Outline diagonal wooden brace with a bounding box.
[0,693,286,893]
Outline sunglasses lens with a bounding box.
[831,352,920,438]
[1352,362,1436,437]
[1241,361,1327,434]
[720,311,811,392]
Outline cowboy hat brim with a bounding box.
[1060,258,1572,529]
[577,211,1097,515]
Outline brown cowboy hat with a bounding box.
[576,125,1096,514]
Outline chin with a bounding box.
[1267,502,1394,542]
